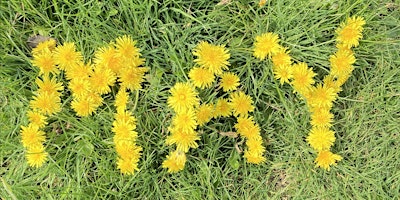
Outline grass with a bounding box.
[1,0,399,199]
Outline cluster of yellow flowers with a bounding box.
[162,41,266,173]
[21,38,62,167]
[253,16,365,170]
[21,35,148,173]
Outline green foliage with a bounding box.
[1,0,399,199]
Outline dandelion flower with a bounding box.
[94,45,122,74]
[166,127,199,152]
[195,103,214,126]
[68,78,91,98]
[213,98,231,118]
[193,41,230,75]
[229,91,255,116]
[167,82,199,112]
[53,42,83,71]
[27,110,47,128]
[258,0,267,7]
[32,38,57,56]
[244,137,266,164]
[219,72,240,92]
[329,50,355,77]
[36,76,63,96]
[64,61,92,80]
[162,150,187,173]
[314,150,342,171]
[188,67,215,89]
[115,111,137,125]
[115,142,141,160]
[253,32,280,60]
[308,84,337,109]
[20,124,46,148]
[113,121,138,144]
[291,62,316,96]
[306,127,335,151]
[235,115,255,135]
[31,49,58,75]
[273,64,293,85]
[246,135,265,154]
[90,68,116,95]
[310,108,334,128]
[323,75,342,94]
[26,144,48,168]
[115,35,141,60]
[118,66,149,91]
[172,109,197,132]
[336,16,366,48]
[240,122,260,139]
[30,92,61,115]
[115,89,129,112]
[271,47,292,67]
[117,154,141,175]
[71,97,98,117]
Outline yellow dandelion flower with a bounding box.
[244,149,266,164]
[336,16,365,48]
[306,127,335,151]
[329,49,355,78]
[118,66,149,91]
[240,122,260,139]
[219,72,240,92]
[308,84,336,109]
[273,64,293,85]
[235,115,255,135]
[53,42,83,71]
[31,49,58,75]
[113,122,138,144]
[162,150,186,173]
[30,92,61,115]
[71,97,99,117]
[115,142,141,160]
[20,124,46,148]
[195,103,214,126]
[229,91,255,116]
[214,98,231,118]
[94,45,122,74]
[64,61,92,81]
[258,0,267,7]
[116,155,141,175]
[253,32,280,60]
[115,35,141,60]
[291,62,316,96]
[246,135,265,151]
[310,108,334,128]
[68,78,91,98]
[36,76,63,96]
[115,89,129,112]
[32,38,57,56]
[188,67,215,89]
[89,68,116,95]
[271,47,292,67]
[114,111,137,128]
[193,41,230,75]
[113,115,136,133]
[172,109,197,132]
[167,82,199,112]
[26,144,48,168]
[166,127,199,152]
[27,110,47,128]
[315,150,342,171]
[323,75,342,94]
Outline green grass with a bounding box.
[1,0,399,199]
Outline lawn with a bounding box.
[1,0,399,199]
